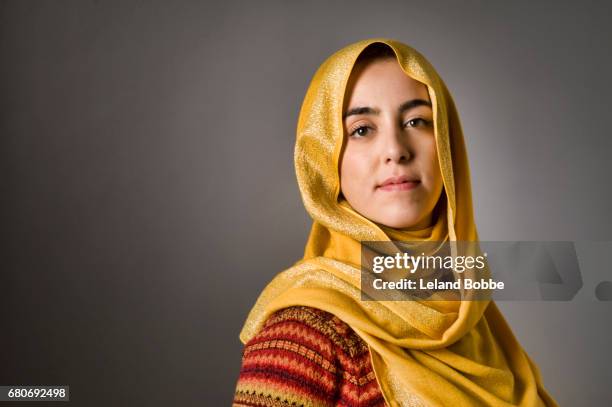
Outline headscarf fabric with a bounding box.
[238,38,558,407]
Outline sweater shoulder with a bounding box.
[233,306,387,407]
[257,305,369,358]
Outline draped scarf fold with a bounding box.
[238,38,558,407]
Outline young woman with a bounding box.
[232,38,558,407]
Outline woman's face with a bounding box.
[340,57,444,230]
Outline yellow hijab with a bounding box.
[239,38,558,407]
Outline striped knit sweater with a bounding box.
[232,305,388,407]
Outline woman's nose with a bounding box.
[381,123,411,164]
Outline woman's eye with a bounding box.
[350,126,371,137]
[405,118,432,128]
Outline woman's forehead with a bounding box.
[344,58,431,112]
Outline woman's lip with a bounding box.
[377,181,420,191]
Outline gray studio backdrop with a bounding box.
[2,0,611,405]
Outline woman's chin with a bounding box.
[375,216,423,230]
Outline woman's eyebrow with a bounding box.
[343,98,432,119]
[399,98,432,114]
